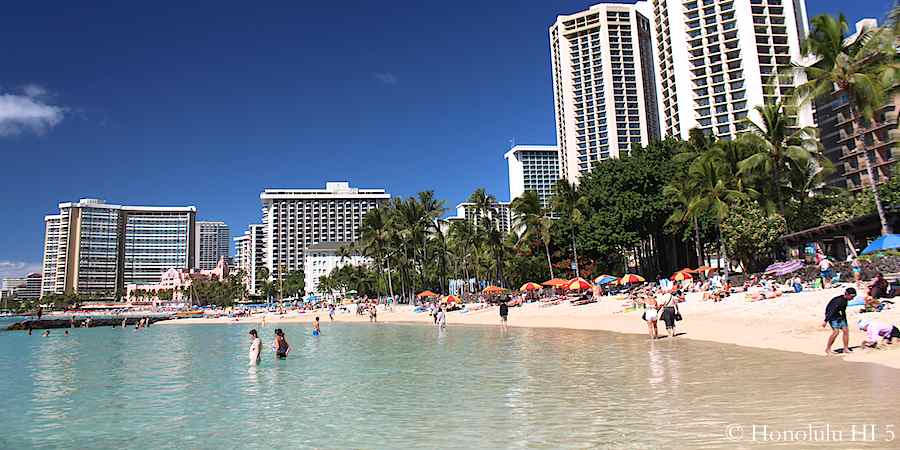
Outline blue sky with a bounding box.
[0,0,892,276]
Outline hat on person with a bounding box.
[857,319,871,331]
[845,287,857,297]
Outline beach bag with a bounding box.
[675,310,683,321]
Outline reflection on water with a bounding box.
[1,323,899,449]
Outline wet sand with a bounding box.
[158,286,900,369]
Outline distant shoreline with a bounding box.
[157,287,900,370]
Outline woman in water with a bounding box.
[642,293,659,339]
[248,329,261,365]
[273,328,290,358]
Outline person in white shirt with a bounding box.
[248,329,261,365]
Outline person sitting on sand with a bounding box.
[858,319,900,348]
[823,287,855,355]
[864,273,889,311]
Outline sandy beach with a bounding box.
[159,286,900,369]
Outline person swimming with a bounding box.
[248,329,261,365]
[273,328,290,358]
[313,317,321,336]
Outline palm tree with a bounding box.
[511,190,555,279]
[797,13,900,234]
[468,188,497,231]
[664,176,703,267]
[418,191,447,293]
[738,100,820,218]
[689,158,748,278]
[550,180,587,277]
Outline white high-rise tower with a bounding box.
[550,2,662,183]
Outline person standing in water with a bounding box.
[313,317,321,336]
[273,328,290,358]
[436,306,447,330]
[499,300,509,330]
[248,329,262,365]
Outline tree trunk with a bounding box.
[718,222,730,280]
[544,240,555,279]
[692,216,703,267]
[774,157,785,220]
[571,228,580,277]
[849,103,891,234]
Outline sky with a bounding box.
[0,0,892,277]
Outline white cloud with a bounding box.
[22,83,48,98]
[0,84,66,136]
[373,72,398,85]
[0,261,42,278]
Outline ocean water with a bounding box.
[1,322,899,449]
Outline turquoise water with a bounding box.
[1,322,899,449]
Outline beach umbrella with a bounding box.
[861,234,900,255]
[520,282,542,291]
[443,295,461,303]
[566,277,592,290]
[483,285,505,295]
[594,274,617,285]
[670,271,693,281]
[677,267,698,274]
[416,290,437,298]
[695,265,712,272]
[620,274,645,284]
[775,260,805,276]
[541,278,568,287]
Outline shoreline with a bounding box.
[157,286,900,370]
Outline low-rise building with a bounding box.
[303,241,370,296]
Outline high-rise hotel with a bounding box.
[547,0,812,183]
[505,145,561,210]
[244,182,389,288]
[650,0,812,140]
[41,199,197,298]
[195,221,230,270]
[549,2,662,182]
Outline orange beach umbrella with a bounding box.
[482,285,505,295]
[566,277,592,290]
[443,295,461,303]
[671,271,693,281]
[620,274,646,284]
[416,290,437,298]
[541,278,569,287]
[520,282,542,291]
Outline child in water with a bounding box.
[313,317,321,336]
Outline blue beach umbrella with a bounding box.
[861,234,900,255]
[594,275,617,285]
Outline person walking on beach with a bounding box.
[659,290,680,339]
[499,300,509,330]
[823,287,855,355]
[819,256,834,288]
[273,328,290,358]
[643,294,659,339]
[851,257,862,283]
[248,329,262,365]
[328,304,335,321]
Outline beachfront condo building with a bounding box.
[813,18,900,192]
[303,241,371,296]
[505,144,561,210]
[40,198,196,298]
[233,223,267,295]
[195,221,230,270]
[2,273,42,300]
[650,0,813,140]
[259,182,389,285]
[449,202,513,234]
[550,2,662,182]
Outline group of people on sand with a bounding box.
[823,287,900,355]
[636,288,684,340]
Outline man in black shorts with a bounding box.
[499,300,509,330]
